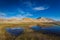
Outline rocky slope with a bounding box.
[37,17,55,22]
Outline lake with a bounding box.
[31,25,60,36]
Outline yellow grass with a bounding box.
[0,22,60,40]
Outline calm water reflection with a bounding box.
[31,25,60,35]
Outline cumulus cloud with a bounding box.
[33,6,49,10]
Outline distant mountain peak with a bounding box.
[37,17,42,19]
[37,17,47,19]
[37,17,55,22]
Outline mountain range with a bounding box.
[0,17,57,23]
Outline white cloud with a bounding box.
[0,12,7,18]
[0,11,33,19]
[6,12,33,19]
[15,12,33,18]
[25,12,33,16]
[18,10,25,14]
[33,6,49,10]
[17,10,33,18]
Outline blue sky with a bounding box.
[0,0,60,20]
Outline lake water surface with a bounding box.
[31,25,60,35]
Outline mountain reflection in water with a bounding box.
[31,25,60,36]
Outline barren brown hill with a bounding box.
[0,17,56,23]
